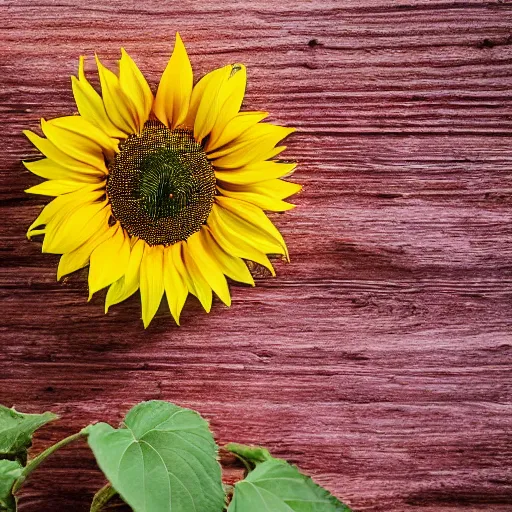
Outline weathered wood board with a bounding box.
[1,1,511,510]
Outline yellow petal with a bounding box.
[139,244,165,328]
[163,245,188,325]
[119,48,153,129]
[187,229,231,306]
[170,241,187,276]
[193,64,246,143]
[154,32,193,129]
[206,111,267,153]
[241,179,302,200]
[215,196,288,259]
[23,158,102,183]
[41,117,115,169]
[202,227,254,286]
[57,222,115,280]
[207,123,290,160]
[183,66,220,129]
[23,130,105,175]
[217,185,296,212]
[203,65,247,148]
[27,185,104,239]
[215,162,296,185]
[208,123,295,168]
[218,178,302,208]
[95,54,138,134]
[49,116,118,156]
[25,179,103,197]
[43,200,110,254]
[105,238,145,312]
[88,226,131,299]
[72,56,127,139]
[28,228,45,237]
[207,204,275,276]
[180,242,212,313]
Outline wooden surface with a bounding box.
[1,0,512,510]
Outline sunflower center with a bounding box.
[107,120,215,246]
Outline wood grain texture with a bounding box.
[1,0,512,510]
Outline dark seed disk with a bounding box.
[107,120,216,246]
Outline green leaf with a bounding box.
[0,405,58,464]
[226,446,351,512]
[87,400,224,512]
[0,459,23,511]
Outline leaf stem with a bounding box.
[223,483,234,493]
[12,428,87,493]
[90,483,117,512]
[230,452,252,474]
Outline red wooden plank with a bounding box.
[1,1,511,510]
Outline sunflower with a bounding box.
[24,33,300,327]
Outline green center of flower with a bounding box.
[107,120,216,246]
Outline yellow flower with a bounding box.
[24,33,300,327]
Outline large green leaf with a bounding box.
[226,445,351,512]
[0,459,23,511]
[87,400,224,512]
[0,405,57,464]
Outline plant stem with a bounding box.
[90,483,117,512]
[12,428,87,493]
[230,453,252,474]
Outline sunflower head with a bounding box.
[24,33,301,327]
[106,121,216,246]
